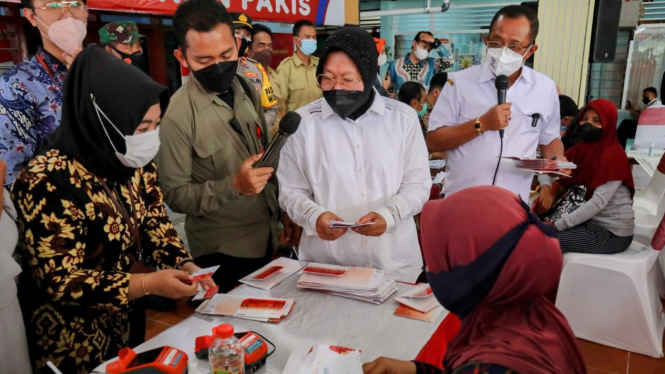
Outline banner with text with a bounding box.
[43,0,349,26]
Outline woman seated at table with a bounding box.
[363,186,586,374]
[536,99,635,254]
[11,47,215,374]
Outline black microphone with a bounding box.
[255,111,301,168]
[495,74,509,139]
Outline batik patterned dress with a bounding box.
[10,150,193,374]
[0,47,66,187]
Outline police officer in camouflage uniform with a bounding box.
[99,21,148,73]
[231,12,279,127]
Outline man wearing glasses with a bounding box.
[386,31,452,92]
[277,27,431,283]
[427,5,567,200]
[0,0,88,187]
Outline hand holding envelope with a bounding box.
[353,212,387,237]
[316,211,349,241]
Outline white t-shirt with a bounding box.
[277,92,431,282]
[428,62,561,199]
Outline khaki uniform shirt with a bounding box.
[273,54,322,113]
[237,56,279,127]
[157,75,279,259]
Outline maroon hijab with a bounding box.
[421,186,586,374]
[561,99,634,200]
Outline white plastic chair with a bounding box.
[555,242,665,358]
[634,163,665,246]
[634,107,665,150]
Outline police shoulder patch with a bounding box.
[244,72,259,78]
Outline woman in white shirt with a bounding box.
[277,26,431,282]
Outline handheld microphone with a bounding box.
[255,111,301,168]
[495,74,509,139]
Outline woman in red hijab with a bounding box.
[550,99,635,254]
[363,186,586,374]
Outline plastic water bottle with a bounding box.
[649,142,655,157]
[208,324,245,374]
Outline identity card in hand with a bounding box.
[192,285,219,301]
[189,265,220,282]
[329,220,375,228]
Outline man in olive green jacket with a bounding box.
[157,0,278,292]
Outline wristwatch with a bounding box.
[474,118,483,135]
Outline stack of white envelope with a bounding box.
[297,263,397,304]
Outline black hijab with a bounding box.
[42,46,170,181]
[317,26,378,120]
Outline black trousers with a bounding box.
[194,250,273,293]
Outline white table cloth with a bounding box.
[95,275,447,374]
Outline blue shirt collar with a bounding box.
[404,53,425,67]
[36,46,68,74]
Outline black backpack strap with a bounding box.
[236,73,254,102]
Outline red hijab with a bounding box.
[421,186,586,374]
[561,99,634,200]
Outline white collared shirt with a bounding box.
[647,98,663,108]
[277,92,431,282]
[428,62,561,199]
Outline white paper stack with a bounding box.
[282,344,363,374]
[394,283,440,313]
[196,294,295,323]
[393,283,445,323]
[429,159,446,169]
[297,263,397,304]
[239,257,308,290]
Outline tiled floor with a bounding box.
[144,300,665,374]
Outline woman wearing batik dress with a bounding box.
[11,47,216,374]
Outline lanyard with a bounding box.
[35,53,60,87]
[99,179,143,262]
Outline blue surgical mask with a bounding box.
[297,39,317,56]
[417,102,428,117]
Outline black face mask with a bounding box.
[576,122,603,143]
[643,96,651,105]
[113,48,149,74]
[191,60,239,94]
[323,90,368,119]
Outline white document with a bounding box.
[283,345,363,374]
[329,220,375,228]
[240,258,308,290]
[429,159,446,169]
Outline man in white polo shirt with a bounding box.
[427,5,567,199]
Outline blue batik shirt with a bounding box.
[0,46,66,187]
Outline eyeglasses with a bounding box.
[35,1,87,18]
[317,74,362,92]
[486,41,532,55]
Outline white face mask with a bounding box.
[377,53,388,66]
[414,46,429,61]
[487,46,530,77]
[92,95,161,169]
[35,16,87,56]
